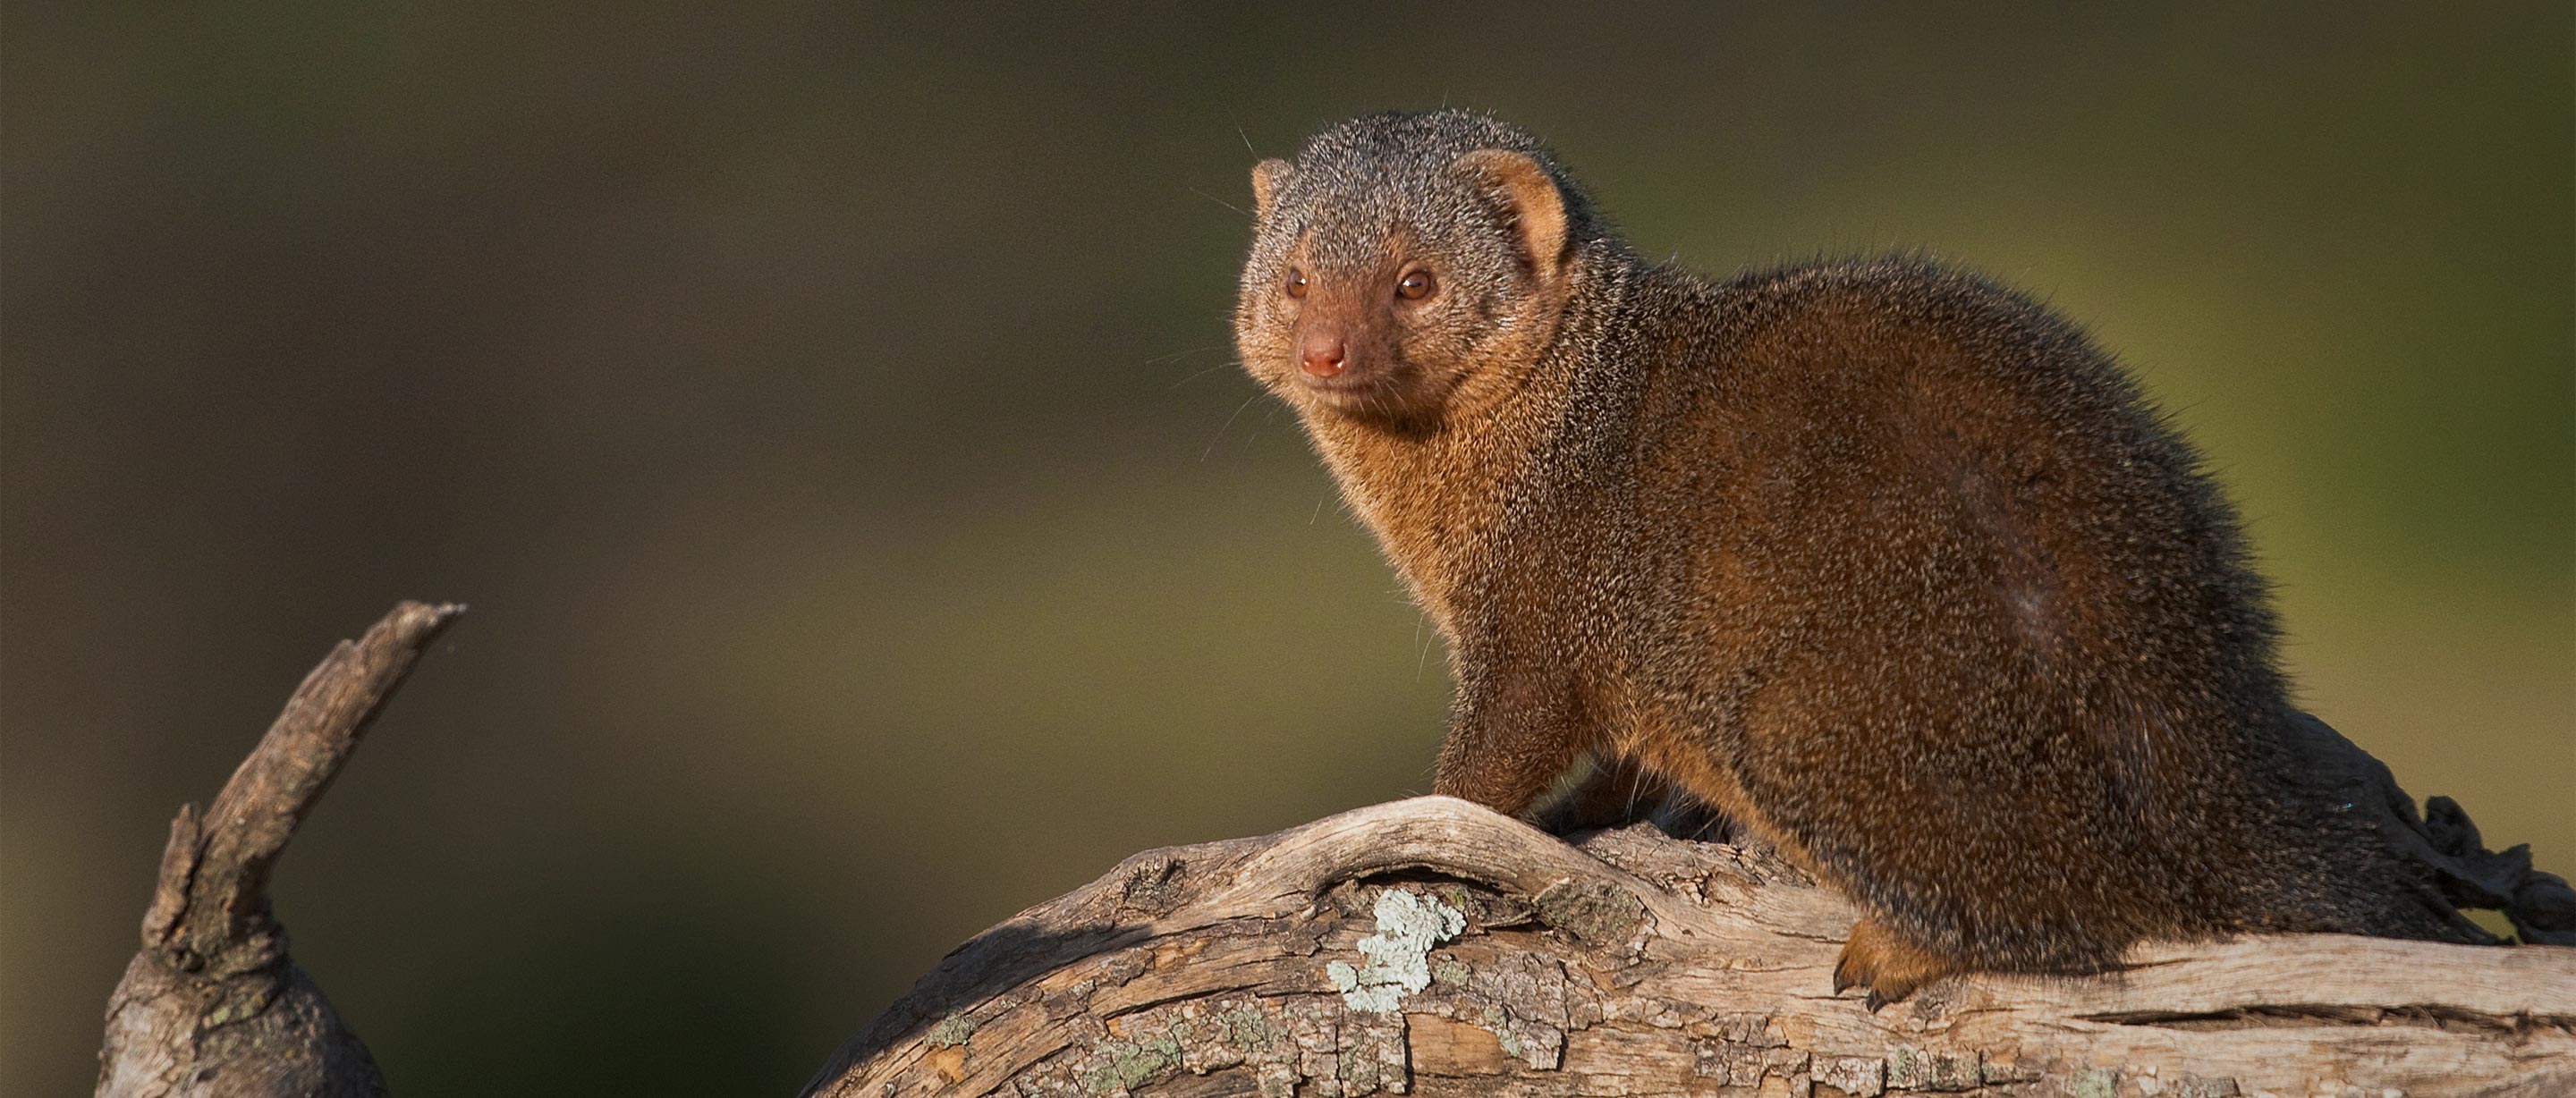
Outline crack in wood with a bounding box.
[2080,1003,2574,1035]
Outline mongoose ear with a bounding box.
[1250,158,1294,221]
[1454,149,1570,281]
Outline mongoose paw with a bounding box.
[1834,916,1955,1010]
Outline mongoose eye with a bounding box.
[1284,268,1309,300]
[1395,269,1437,301]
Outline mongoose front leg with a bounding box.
[1834,915,1960,1010]
[1430,663,1590,820]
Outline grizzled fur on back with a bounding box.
[1233,109,2476,998]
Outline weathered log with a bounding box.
[97,602,462,1098]
[804,794,2576,1098]
[92,604,2572,1096]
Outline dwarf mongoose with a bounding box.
[1232,109,2479,1005]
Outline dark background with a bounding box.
[4,4,2568,1094]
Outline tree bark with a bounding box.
[97,602,462,1098]
[803,795,2576,1098]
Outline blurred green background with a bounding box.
[4,4,2567,1094]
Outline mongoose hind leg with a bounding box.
[1834,916,1959,1011]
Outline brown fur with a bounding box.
[1233,110,2479,1005]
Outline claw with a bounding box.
[1835,916,1946,1012]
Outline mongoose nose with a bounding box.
[1299,334,1348,378]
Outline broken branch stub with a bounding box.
[97,601,462,1098]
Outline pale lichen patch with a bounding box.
[926,1013,975,1048]
[2071,1067,2121,1098]
[1326,890,1466,1014]
[1884,1045,1979,1090]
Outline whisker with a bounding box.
[1146,344,1225,366]
[1190,187,1246,216]
[1202,392,1263,461]
[1226,108,1258,157]
[1239,404,1279,455]
[1168,359,1245,390]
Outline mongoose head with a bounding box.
[1234,111,1608,431]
